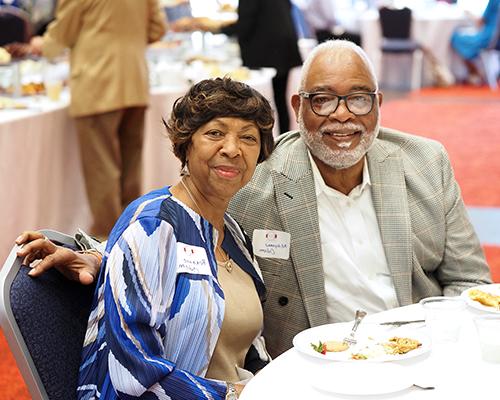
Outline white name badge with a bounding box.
[252,229,291,259]
[176,243,211,275]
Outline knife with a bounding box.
[379,319,425,326]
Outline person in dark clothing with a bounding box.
[176,0,303,133]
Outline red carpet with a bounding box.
[0,331,29,399]
[1,86,499,398]
[381,85,500,281]
[381,85,500,207]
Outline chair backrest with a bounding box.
[0,230,95,400]
[0,5,32,46]
[379,6,412,39]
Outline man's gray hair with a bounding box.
[299,39,379,91]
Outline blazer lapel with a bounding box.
[271,139,328,327]
[367,139,413,306]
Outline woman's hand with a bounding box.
[15,231,100,285]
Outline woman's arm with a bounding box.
[93,218,230,399]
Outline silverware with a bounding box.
[343,309,367,345]
[412,384,435,390]
[379,319,425,326]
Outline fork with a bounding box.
[343,309,367,346]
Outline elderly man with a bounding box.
[17,40,491,359]
[227,39,491,357]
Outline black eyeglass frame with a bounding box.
[298,91,378,116]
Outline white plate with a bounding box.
[312,362,413,395]
[461,284,500,314]
[293,322,430,362]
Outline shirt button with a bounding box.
[278,296,289,306]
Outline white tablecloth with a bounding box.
[0,71,274,263]
[359,4,467,86]
[240,303,498,399]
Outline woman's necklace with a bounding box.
[179,178,233,273]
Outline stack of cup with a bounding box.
[474,315,500,363]
[419,296,465,344]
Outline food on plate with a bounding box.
[351,353,369,360]
[310,336,422,359]
[219,3,236,13]
[383,337,422,355]
[0,96,27,109]
[311,340,349,354]
[0,47,12,64]
[468,289,500,310]
[325,340,350,352]
[22,82,45,95]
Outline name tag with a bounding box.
[176,243,211,275]
[252,229,291,259]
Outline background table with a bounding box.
[240,303,498,399]
[0,70,275,263]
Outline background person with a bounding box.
[28,0,167,239]
[293,0,361,45]
[451,0,500,84]
[175,0,303,134]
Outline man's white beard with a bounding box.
[298,105,380,170]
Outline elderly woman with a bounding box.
[18,77,275,400]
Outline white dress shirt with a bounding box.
[308,151,399,322]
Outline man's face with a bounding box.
[292,50,383,170]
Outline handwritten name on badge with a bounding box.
[252,230,290,259]
[176,243,211,275]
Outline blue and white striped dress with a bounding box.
[77,186,266,399]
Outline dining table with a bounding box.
[0,68,276,264]
[239,302,498,399]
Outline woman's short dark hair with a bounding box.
[165,77,275,167]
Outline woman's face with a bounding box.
[186,117,261,202]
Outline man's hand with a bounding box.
[29,36,44,56]
[15,231,100,285]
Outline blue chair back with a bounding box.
[0,230,95,400]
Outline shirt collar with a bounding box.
[308,150,371,199]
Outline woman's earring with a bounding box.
[180,162,190,176]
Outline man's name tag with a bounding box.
[176,243,211,275]
[252,229,290,259]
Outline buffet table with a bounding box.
[240,303,498,399]
[0,69,275,263]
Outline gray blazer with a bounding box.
[229,128,491,357]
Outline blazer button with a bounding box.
[278,296,288,306]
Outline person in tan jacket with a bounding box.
[30,0,167,238]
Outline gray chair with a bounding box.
[378,6,423,90]
[0,230,95,400]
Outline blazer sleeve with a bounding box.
[103,217,228,399]
[42,0,84,58]
[437,146,492,294]
[147,0,167,43]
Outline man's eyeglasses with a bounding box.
[299,91,378,116]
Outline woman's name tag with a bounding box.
[252,229,290,259]
[176,243,211,275]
